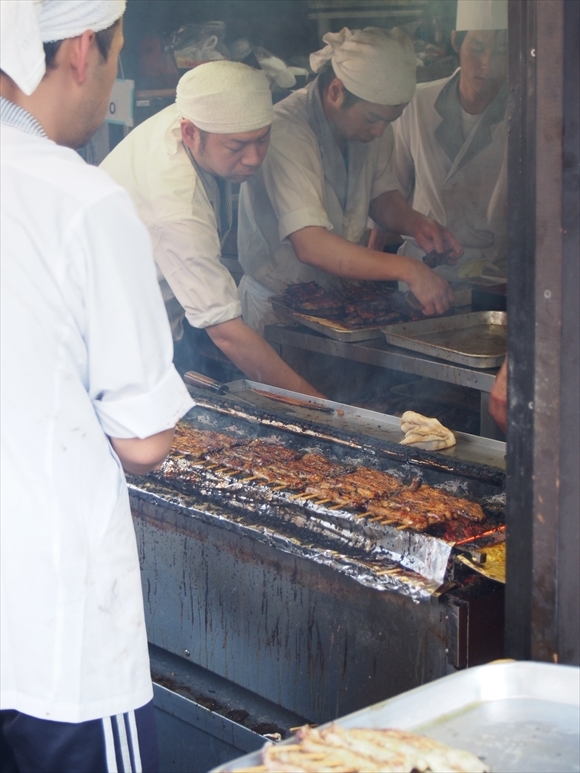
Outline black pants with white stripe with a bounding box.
[0,701,158,773]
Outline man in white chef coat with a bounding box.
[0,1,193,770]
[101,62,322,398]
[237,27,463,336]
[383,0,509,281]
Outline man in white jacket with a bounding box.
[101,62,322,398]
[385,0,509,281]
[0,2,193,769]
[237,27,463,335]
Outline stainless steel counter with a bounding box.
[264,324,502,438]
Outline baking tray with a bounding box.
[212,662,580,772]
[382,311,507,368]
[271,298,384,342]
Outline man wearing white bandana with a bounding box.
[381,0,509,281]
[0,1,193,770]
[237,27,463,335]
[101,62,322,398]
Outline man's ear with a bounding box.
[327,78,345,108]
[450,30,460,55]
[180,119,199,147]
[67,30,96,85]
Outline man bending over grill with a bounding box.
[237,27,464,335]
[0,1,193,769]
[101,62,322,398]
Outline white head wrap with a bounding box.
[456,0,508,31]
[0,0,125,96]
[175,61,273,134]
[310,27,416,106]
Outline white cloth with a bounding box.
[237,79,399,330]
[456,0,508,31]
[393,70,508,280]
[399,411,456,451]
[100,104,242,338]
[0,0,125,96]
[175,61,273,134]
[1,125,193,722]
[309,27,416,106]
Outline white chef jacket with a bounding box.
[393,69,508,280]
[1,119,193,723]
[100,104,241,340]
[237,78,399,329]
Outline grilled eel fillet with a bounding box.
[234,723,489,773]
[166,425,485,530]
[304,467,403,508]
[172,424,242,457]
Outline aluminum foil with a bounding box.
[129,477,440,603]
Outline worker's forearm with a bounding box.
[290,226,417,284]
[207,319,324,398]
[368,189,422,238]
[110,427,175,475]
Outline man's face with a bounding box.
[186,124,271,183]
[74,20,125,147]
[454,30,508,102]
[332,93,407,144]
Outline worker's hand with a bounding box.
[489,358,508,432]
[412,216,463,265]
[405,260,455,316]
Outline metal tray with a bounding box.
[271,298,384,342]
[211,662,580,772]
[382,312,507,368]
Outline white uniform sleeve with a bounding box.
[392,106,416,202]
[149,181,241,329]
[78,191,193,438]
[369,124,400,201]
[260,124,334,242]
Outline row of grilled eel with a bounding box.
[165,423,485,532]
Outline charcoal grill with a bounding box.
[129,386,506,771]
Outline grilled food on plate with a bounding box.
[234,724,489,772]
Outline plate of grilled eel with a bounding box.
[224,724,489,772]
[271,281,428,341]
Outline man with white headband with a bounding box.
[378,0,509,281]
[237,27,463,336]
[1,1,193,769]
[101,62,322,398]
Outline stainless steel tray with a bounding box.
[382,312,507,368]
[211,662,580,772]
[271,298,384,342]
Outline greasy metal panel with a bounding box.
[132,494,449,723]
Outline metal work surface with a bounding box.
[264,324,499,391]
[215,662,580,773]
[381,312,507,369]
[223,380,506,471]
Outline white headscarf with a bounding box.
[175,61,273,134]
[456,0,508,31]
[0,0,126,96]
[310,27,417,106]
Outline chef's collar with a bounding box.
[0,96,47,139]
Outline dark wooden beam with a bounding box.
[506,0,579,665]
